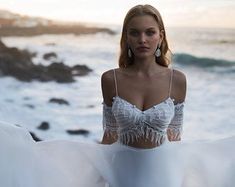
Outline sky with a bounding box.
[0,0,235,28]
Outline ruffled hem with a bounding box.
[0,121,235,187]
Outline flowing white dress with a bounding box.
[0,121,234,187]
[0,68,234,187]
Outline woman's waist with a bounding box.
[117,133,167,149]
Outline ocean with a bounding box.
[0,26,234,142]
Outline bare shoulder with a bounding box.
[101,69,114,83]
[172,69,187,102]
[173,69,187,85]
[101,68,122,84]
[101,69,116,106]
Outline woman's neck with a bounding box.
[131,57,165,76]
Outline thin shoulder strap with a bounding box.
[168,68,174,97]
[113,69,118,96]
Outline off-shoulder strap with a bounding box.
[113,69,118,96]
[168,68,174,97]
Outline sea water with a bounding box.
[0,26,234,142]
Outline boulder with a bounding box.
[49,98,70,105]
[43,52,57,60]
[29,131,42,141]
[66,129,90,136]
[37,121,50,130]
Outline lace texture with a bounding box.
[103,96,185,146]
[102,103,118,138]
[167,103,184,140]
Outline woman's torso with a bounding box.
[103,67,183,148]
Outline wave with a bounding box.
[173,53,235,68]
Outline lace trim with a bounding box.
[174,102,185,110]
[102,103,118,134]
[167,102,184,140]
[119,125,167,145]
[102,100,185,143]
[167,125,183,140]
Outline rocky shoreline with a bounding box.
[29,121,91,142]
[0,34,95,140]
[0,40,92,82]
[0,39,94,141]
[0,25,116,37]
[0,10,114,141]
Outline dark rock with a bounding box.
[46,62,74,83]
[43,52,57,60]
[0,40,36,63]
[72,64,92,76]
[66,129,90,136]
[29,131,42,141]
[0,40,92,83]
[49,98,69,105]
[23,104,35,109]
[37,121,50,130]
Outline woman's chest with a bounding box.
[111,96,175,127]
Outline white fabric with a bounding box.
[103,68,184,145]
[103,96,184,145]
[0,121,235,187]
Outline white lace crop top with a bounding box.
[102,68,185,146]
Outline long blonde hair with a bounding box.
[119,4,171,68]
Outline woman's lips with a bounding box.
[136,46,150,52]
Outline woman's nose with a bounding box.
[138,33,147,43]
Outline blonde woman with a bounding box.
[0,4,234,187]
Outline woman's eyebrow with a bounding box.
[128,27,156,30]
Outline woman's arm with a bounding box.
[100,70,118,144]
[167,69,187,141]
[101,131,118,144]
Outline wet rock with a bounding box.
[37,121,50,130]
[49,98,69,105]
[72,64,92,76]
[29,131,42,141]
[0,40,92,83]
[46,62,74,83]
[43,52,57,60]
[66,129,90,136]
[0,40,36,64]
[23,104,35,109]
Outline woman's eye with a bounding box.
[129,31,139,36]
[146,30,156,36]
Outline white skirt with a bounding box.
[0,121,234,187]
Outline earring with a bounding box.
[128,48,132,58]
[155,45,161,57]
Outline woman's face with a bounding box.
[126,15,163,59]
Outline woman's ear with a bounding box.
[159,29,164,45]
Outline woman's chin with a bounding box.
[134,54,154,60]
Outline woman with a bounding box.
[98,5,234,187]
[101,4,186,147]
[0,4,234,187]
